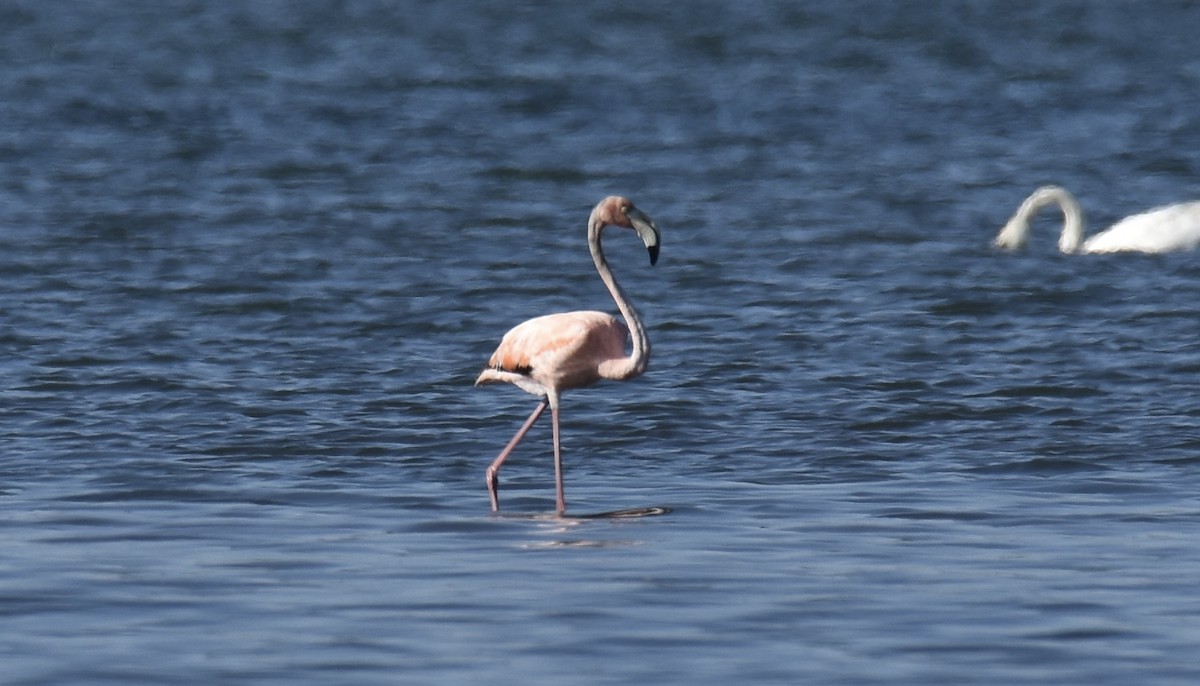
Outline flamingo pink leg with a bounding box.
[486,399,548,512]
[551,404,565,514]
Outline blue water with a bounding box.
[3,1,1200,684]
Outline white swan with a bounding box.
[993,185,1200,254]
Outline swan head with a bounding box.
[993,217,1030,250]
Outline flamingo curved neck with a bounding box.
[589,219,649,380]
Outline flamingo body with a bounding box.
[476,311,629,396]
[474,196,661,514]
[995,185,1200,254]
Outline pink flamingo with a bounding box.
[474,196,661,514]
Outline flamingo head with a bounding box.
[591,196,660,265]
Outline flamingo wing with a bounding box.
[484,311,628,390]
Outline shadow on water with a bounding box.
[514,507,672,549]
[504,506,673,520]
[422,505,679,549]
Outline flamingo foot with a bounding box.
[487,469,501,511]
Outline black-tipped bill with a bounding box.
[628,207,661,267]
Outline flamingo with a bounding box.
[474,196,661,515]
[993,185,1200,254]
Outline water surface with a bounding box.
[3,1,1200,684]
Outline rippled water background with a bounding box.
[4,1,1200,684]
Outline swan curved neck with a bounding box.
[589,218,649,380]
[996,186,1087,252]
[1045,188,1085,253]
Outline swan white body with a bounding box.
[994,185,1200,254]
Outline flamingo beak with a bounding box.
[628,208,661,266]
